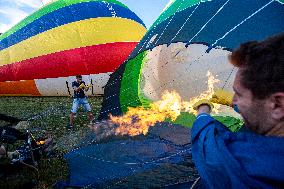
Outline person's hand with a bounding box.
[0,145,6,155]
[210,89,233,107]
[192,99,214,114]
[79,83,86,89]
[85,84,92,89]
[84,84,92,91]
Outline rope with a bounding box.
[72,147,191,165]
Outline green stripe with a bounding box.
[0,0,127,41]
[167,112,243,132]
[149,0,209,30]
[120,51,149,113]
[137,55,152,109]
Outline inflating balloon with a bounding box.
[99,0,284,121]
[0,0,146,96]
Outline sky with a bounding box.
[0,0,170,34]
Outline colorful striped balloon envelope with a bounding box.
[0,0,146,96]
[99,0,284,121]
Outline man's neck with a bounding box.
[266,121,284,137]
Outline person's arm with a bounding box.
[191,102,232,187]
[192,103,227,143]
[72,82,84,92]
[73,86,80,92]
[80,81,88,92]
[0,145,6,156]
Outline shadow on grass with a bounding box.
[0,96,103,189]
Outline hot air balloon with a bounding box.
[99,0,284,122]
[0,0,146,96]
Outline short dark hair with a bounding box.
[76,75,82,79]
[229,33,284,99]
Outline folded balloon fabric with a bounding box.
[192,99,214,110]
[210,89,234,107]
[192,89,234,111]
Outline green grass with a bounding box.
[0,96,243,188]
[0,96,103,189]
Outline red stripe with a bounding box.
[0,42,137,81]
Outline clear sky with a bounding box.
[0,0,170,34]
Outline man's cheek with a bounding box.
[237,105,246,118]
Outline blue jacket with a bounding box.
[192,113,284,189]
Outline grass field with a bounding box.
[0,96,243,188]
[0,96,103,189]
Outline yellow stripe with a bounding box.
[0,17,146,66]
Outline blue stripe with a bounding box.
[0,1,145,51]
[130,0,284,58]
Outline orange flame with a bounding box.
[188,71,220,114]
[110,90,183,136]
[110,71,220,136]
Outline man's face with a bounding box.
[76,77,82,83]
[232,69,270,134]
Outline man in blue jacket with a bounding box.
[192,33,284,188]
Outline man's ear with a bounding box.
[270,93,284,120]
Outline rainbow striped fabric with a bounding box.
[0,0,146,96]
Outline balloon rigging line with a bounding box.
[71,146,191,165]
[188,0,231,44]
[222,67,235,90]
[103,0,264,109]
[67,139,192,188]
[100,45,234,117]
[102,58,207,116]
[103,1,117,17]
[31,103,194,187]
[4,1,258,184]
[24,0,240,124]
[104,51,202,102]
[136,28,156,54]
[105,9,233,96]
[101,58,202,115]
[136,0,187,54]
[170,3,200,43]
[104,51,148,89]
[136,3,172,54]
[104,45,202,101]
[153,0,186,46]
[106,56,146,90]
[67,133,192,166]
[106,162,195,189]
[102,64,233,117]
[14,0,276,185]
[105,0,229,93]
[213,0,273,90]
[211,0,274,47]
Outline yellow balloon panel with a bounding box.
[0,17,147,66]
